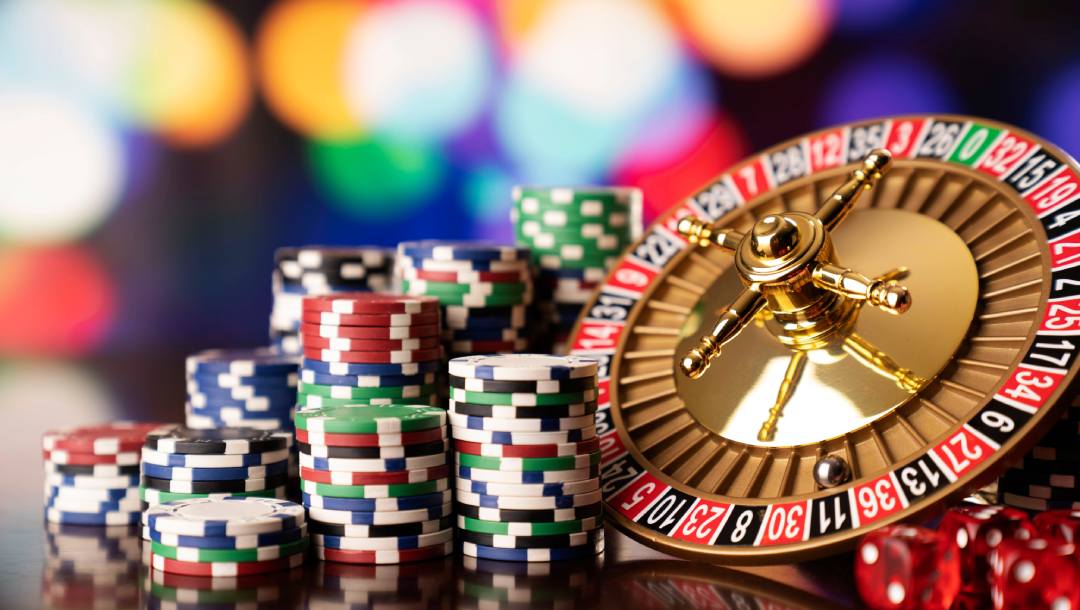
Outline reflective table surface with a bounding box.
[0,356,860,609]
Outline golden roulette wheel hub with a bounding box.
[568,114,1080,562]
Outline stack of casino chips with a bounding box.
[185,349,299,431]
[395,241,532,358]
[511,186,642,353]
[142,497,307,576]
[271,246,396,355]
[42,423,164,526]
[448,354,605,562]
[1000,397,1080,511]
[139,427,292,509]
[43,524,141,609]
[296,404,454,564]
[299,293,442,408]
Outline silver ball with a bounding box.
[813,455,851,488]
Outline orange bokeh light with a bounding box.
[256,0,366,140]
[0,246,116,356]
[671,0,834,78]
[130,0,252,147]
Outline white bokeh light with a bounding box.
[343,0,490,140]
[515,0,679,119]
[0,90,124,242]
[0,361,115,507]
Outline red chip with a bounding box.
[301,311,441,328]
[300,335,441,352]
[43,449,140,466]
[302,293,439,315]
[42,422,166,455]
[302,347,443,364]
[296,427,446,448]
[299,465,450,485]
[315,540,451,564]
[300,323,440,340]
[149,552,304,576]
[453,438,600,459]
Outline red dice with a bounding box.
[989,537,1079,610]
[938,505,1036,594]
[855,525,960,610]
[1033,509,1080,543]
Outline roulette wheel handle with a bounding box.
[676,149,912,380]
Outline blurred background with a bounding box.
[0,0,1078,458]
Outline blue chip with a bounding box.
[457,465,600,484]
[307,502,451,525]
[141,459,289,482]
[45,508,141,526]
[186,349,298,377]
[398,240,529,262]
[189,385,298,403]
[459,479,592,497]
[462,540,603,562]
[300,369,436,388]
[144,523,306,549]
[188,372,297,390]
[301,358,440,377]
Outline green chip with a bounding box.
[299,381,439,400]
[139,486,283,505]
[403,279,528,296]
[457,515,601,536]
[296,404,447,434]
[401,279,529,307]
[513,186,639,213]
[149,537,307,563]
[520,240,627,262]
[457,451,601,472]
[300,478,445,499]
[450,387,594,407]
[298,393,438,409]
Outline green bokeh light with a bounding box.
[306,135,445,220]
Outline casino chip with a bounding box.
[448,354,603,561]
[395,241,534,358]
[41,423,166,526]
[296,402,452,564]
[139,428,293,509]
[297,293,443,412]
[184,349,299,432]
[512,186,641,353]
[271,246,396,355]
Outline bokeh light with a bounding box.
[836,0,923,32]
[816,54,957,127]
[494,0,682,181]
[256,0,365,140]
[127,0,251,147]
[0,246,116,355]
[0,90,123,242]
[1033,63,1080,158]
[343,0,491,141]
[306,136,447,220]
[0,361,115,504]
[671,0,835,78]
[614,111,748,221]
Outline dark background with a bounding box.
[0,0,1078,577]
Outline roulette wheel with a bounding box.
[568,114,1080,563]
